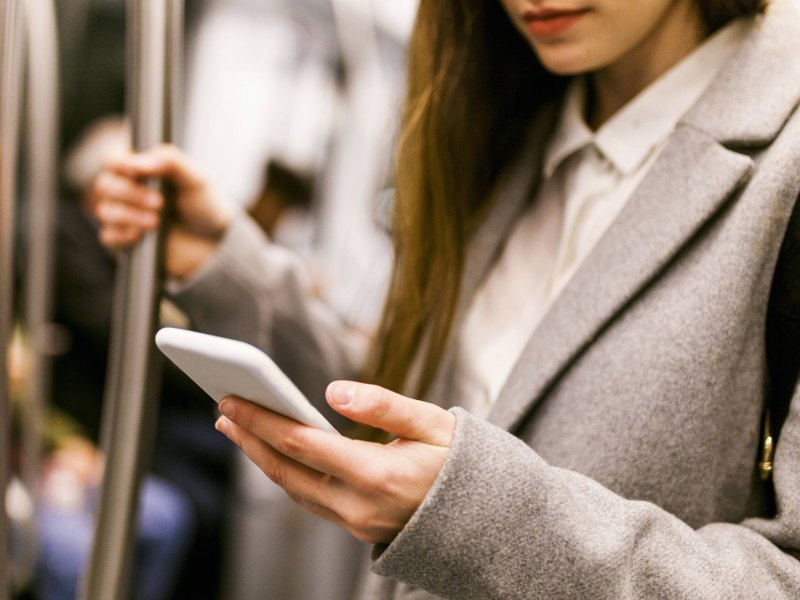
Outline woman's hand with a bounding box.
[92,143,232,279]
[215,381,456,545]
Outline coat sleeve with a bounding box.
[167,213,369,420]
[371,404,800,599]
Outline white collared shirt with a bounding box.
[454,19,751,418]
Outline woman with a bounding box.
[94,0,800,597]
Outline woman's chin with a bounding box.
[534,47,607,77]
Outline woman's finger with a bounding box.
[216,410,416,545]
[325,382,455,446]
[103,143,206,190]
[93,171,163,211]
[217,397,370,483]
[95,198,160,230]
[98,222,147,249]
[215,414,348,509]
[217,397,451,545]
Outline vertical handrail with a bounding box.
[165,0,183,145]
[77,1,182,598]
[21,0,60,514]
[0,1,24,598]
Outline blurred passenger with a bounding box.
[35,441,191,600]
[38,117,233,599]
[9,291,191,600]
[55,2,394,598]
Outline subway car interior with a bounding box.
[1,0,417,598]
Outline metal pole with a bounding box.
[77,1,182,598]
[20,0,60,516]
[0,0,24,598]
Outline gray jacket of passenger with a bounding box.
[172,1,800,597]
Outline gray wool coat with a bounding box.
[172,1,800,597]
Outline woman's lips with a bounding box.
[522,8,591,37]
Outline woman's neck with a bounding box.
[587,3,707,130]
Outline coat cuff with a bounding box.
[370,408,550,598]
[166,213,309,349]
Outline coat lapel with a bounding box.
[679,0,800,147]
[488,129,753,431]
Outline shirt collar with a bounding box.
[543,82,593,178]
[543,18,752,178]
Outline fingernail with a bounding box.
[146,192,161,207]
[219,397,235,418]
[327,382,355,407]
[215,416,230,435]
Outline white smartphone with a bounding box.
[155,327,338,433]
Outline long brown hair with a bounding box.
[364,0,767,399]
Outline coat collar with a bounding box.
[680,0,800,147]
[482,0,800,432]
